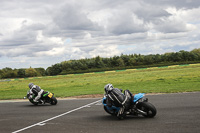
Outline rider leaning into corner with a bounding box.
[28,83,44,103]
[104,83,133,118]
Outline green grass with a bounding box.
[0,64,200,100]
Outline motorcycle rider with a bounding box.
[28,83,44,103]
[104,83,132,117]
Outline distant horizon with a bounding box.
[1,48,199,70]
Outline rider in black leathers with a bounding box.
[28,83,44,103]
[104,83,132,117]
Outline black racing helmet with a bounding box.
[104,83,114,93]
[28,83,34,89]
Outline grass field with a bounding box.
[0,64,200,100]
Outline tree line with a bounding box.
[1,48,200,79]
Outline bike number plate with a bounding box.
[48,93,53,98]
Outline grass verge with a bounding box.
[0,64,200,100]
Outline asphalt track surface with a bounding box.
[0,92,200,133]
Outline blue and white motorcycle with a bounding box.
[102,93,157,119]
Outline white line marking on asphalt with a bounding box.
[38,123,46,126]
[95,102,102,105]
[12,99,101,133]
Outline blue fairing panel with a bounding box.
[102,97,120,112]
[102,97,107,105]
[106,106,120,112]
[133,93,145,102]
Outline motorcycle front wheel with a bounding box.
[104,106,116,116]
[136,102,157,118]
[29,99,38,105]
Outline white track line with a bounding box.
[12,99,101,133]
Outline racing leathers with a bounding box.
[106,88,131,117]
[29,85,44,103]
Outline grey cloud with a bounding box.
[0,23,44,47]
[0,0,199,69]
[21,22,46,31]
[53,4,100,31]
[0,23,56,58]
[142,0,200,9]
[153,18,193,33]
[135,7,171,22]
[78,45,99,53]
[108,21,147,35]
[106,11,148,35]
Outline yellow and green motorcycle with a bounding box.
[26,90,57,105]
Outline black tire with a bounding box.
[50,97,57,105]
[104,106,116,116]
[29,99,38,105]
[117,113,126,120]
[136,102,157,118]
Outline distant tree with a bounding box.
[86,59,96,68]
[102,58,112,67]
[2,67,12,73]
[46,64,62,75]
[120,54,130,66]
[61,61,72,71]
[136,54,144,65]
[191,48,200,55]
[25,67,37,77]
[70,61,80,70]
[17,69,26,78]
[0,69,5,79]
[191,48,200,60]
[144,55,153,65]
[154,54,162,63]
[116,58,125,67]
[174,52,182,62]
[35,68,46,76]
[189,52,198,61]
[128,57,137,66]
[111,56,120,67]
[46,67,52,76]
[79,62,88,70]
[95,56,105,68]
[1,67,17,78]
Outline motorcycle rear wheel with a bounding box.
[50,97,57,105]
[136,102,157,118]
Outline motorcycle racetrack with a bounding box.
[0,92,200,133]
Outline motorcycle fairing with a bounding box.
[43,91,49,97]
[102,97,120,112]
[106,105,120,112]
[43,91,53,98]
[48,93,53,98]
[133,93,145,102]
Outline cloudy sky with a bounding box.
[0,0,200,69]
